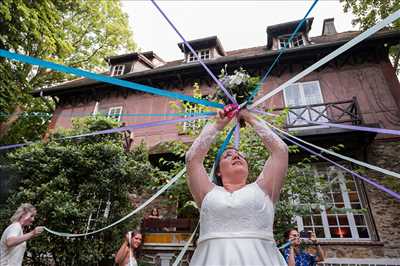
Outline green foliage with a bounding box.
[340,0,400,72]
[1,116,155,265]
[341,0,400,29]
[0,0,136,144]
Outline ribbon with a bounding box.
[250,9,400,108]
[210,126,235,184]
[172,222,199,266]
[248,0,319,103]
[252,109,400,136]
[149,0,237,105]
[0,49,223,109]
[273,127,400,202]
[0,111,217,118]
[45,167,186,237]
[252,109,400,179]
[298,120,400,136]
[0,114,213,151]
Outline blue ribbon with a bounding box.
[0,114,213,151]
[150,0,237,105]
[211,126,235,184]
[247,0,319,103]
[0,111,216,118]
[0,49,224,109]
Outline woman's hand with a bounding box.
[215,109,233,130]
[310,231,319,244]
[125,232,131,246]
[31,226,44,237]
[238,108,256,124]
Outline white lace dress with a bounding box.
[190,182,287,266]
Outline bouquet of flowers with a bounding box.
[213,68,259,105]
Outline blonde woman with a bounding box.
[0,203,44,266]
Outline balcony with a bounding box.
[273,97,362,129]
[272,97,376,162]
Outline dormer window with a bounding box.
[267,18,313,50]
[188,49,211,62]
[278,34,305,49]
[111,65,125,76]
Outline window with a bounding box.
[107,106,123,122]
[296,165,373,240]
[187,49,211,62]
[111,65,125,76]
[182,103,204,133]
[278,34,305,49]
[283,81,328,128]
[199,49,210,60]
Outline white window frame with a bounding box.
[111,65,125,76]
[296,166,373,241]
[107,106,123,122]
[182,104,203,133]
[187,49,211,62]
[278,33,306,49]
[283,80,328,130]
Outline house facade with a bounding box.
[34,18,400,265]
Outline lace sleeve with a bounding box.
[185,123,221,163]
[251,118,287,153]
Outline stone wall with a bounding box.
[364,139,400,258]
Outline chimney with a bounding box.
[322,18,337,36]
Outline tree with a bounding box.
[340,0,400,72]
[0,0,136,144]
[1,116,159,265]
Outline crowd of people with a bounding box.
[1,109,326,266]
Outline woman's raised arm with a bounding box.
[239,109,288,203]
[186,110,232,206]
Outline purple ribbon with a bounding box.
[303,120,400,136]
[149,0,237,105]
[0,115,212,151]
[252,109,400,136]
[234,120,240,149]
[277,131,400,202]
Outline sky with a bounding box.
[121,0,357,62]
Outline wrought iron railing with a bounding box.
[273,97,362,129]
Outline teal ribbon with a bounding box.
[210,126,235,185]
[0,111,216,118]
[0,49,224,109]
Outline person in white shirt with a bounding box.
[0,203,44,266]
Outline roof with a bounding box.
[33,28,400,97]
[105,51,165,65]
[178,36,226,56]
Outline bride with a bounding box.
[186,108,288,265]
